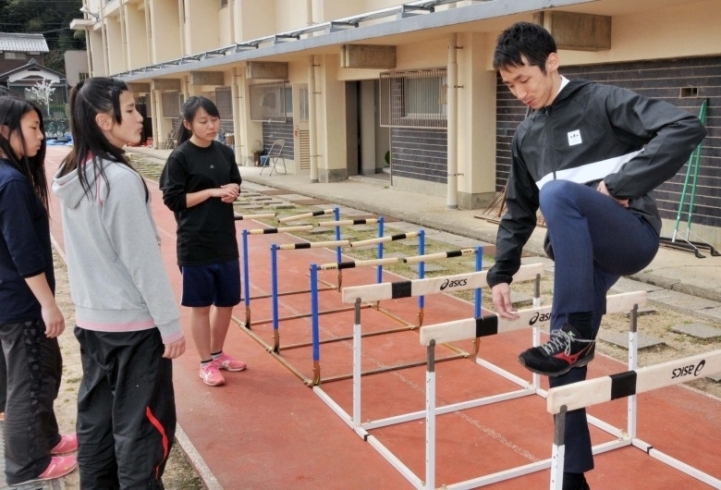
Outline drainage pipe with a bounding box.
[446,33,459,209]
[309,55,319,182]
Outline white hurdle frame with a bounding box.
[417,291,647,489]
[547,349,721,489]
[310,264,544,489]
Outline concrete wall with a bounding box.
[185,0,220,55]
[64,51,89,86]
[275,0,310,33]
[237,0,277,42]
[105,16,125,74]
[149,0,181,64]
[125,2,149,69]
[87,28,105,76]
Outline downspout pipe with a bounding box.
[446,33,459,209]
[309,55,319,183]
[231,67,243,165]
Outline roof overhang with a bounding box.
[70,18,96,30]
[118,0,596,82]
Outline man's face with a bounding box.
[499,53,559,110]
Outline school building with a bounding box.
[70,0,720,247]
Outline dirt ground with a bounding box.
[52,251,203,489]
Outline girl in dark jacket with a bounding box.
[0,95,77,484]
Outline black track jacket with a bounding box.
[487,79,707,287]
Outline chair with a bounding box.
[259,139,287,176]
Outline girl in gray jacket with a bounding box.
[53,78,185,489]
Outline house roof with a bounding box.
[0,58,65,83]
[0,33,49,53]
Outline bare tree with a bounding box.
[29,78,56,117]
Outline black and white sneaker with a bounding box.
[519,323,595,377]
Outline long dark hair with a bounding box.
[177,96,221,146]
[60,77,147,199]
[0,95,49,209]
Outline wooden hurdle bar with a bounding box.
[234,212,277,221]
[277,208,336,223]
[547,350,721,489]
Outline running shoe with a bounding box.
[199,363,226,386]
[51,433,78,455]
[213,352,247,372]
[519,323,595,377]
[38,455,78,480]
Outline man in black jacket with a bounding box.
[486,22,706,490]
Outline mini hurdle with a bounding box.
[240,207,340,327]
[311,263,543,424]
[307,247,485,385]
[262,216,396,335]
[416,291,647,489]
[547,351,721,488]
[270,230,424,354]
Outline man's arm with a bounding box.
[487,138,540,288]
[601,86,707,199]
[487,137,540,319]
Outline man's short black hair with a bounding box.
[493,22,557,72]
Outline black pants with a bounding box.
[0,318,62,484]
[75,327,176,489]
[0,346,6,413]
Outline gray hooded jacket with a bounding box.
[52,158,183,343]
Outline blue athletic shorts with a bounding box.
[180,259,241,307]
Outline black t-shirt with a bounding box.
[160,140,242,266]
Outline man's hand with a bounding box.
[597,180,629,208]
[42,304,65,338]
[163,337,186,359]
[491,283,519,320]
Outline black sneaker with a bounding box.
[519,323,595,377]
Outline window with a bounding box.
[298,85,309,122]
[161,91,183,118]
[249,82,288,122]
[285,86,293,118]
[215,87,233,120]
[380,68,447,128]
[4,52,27,60]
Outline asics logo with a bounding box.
[440,278,468,291]
[671,359,705,379]
[529,311,552,326]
